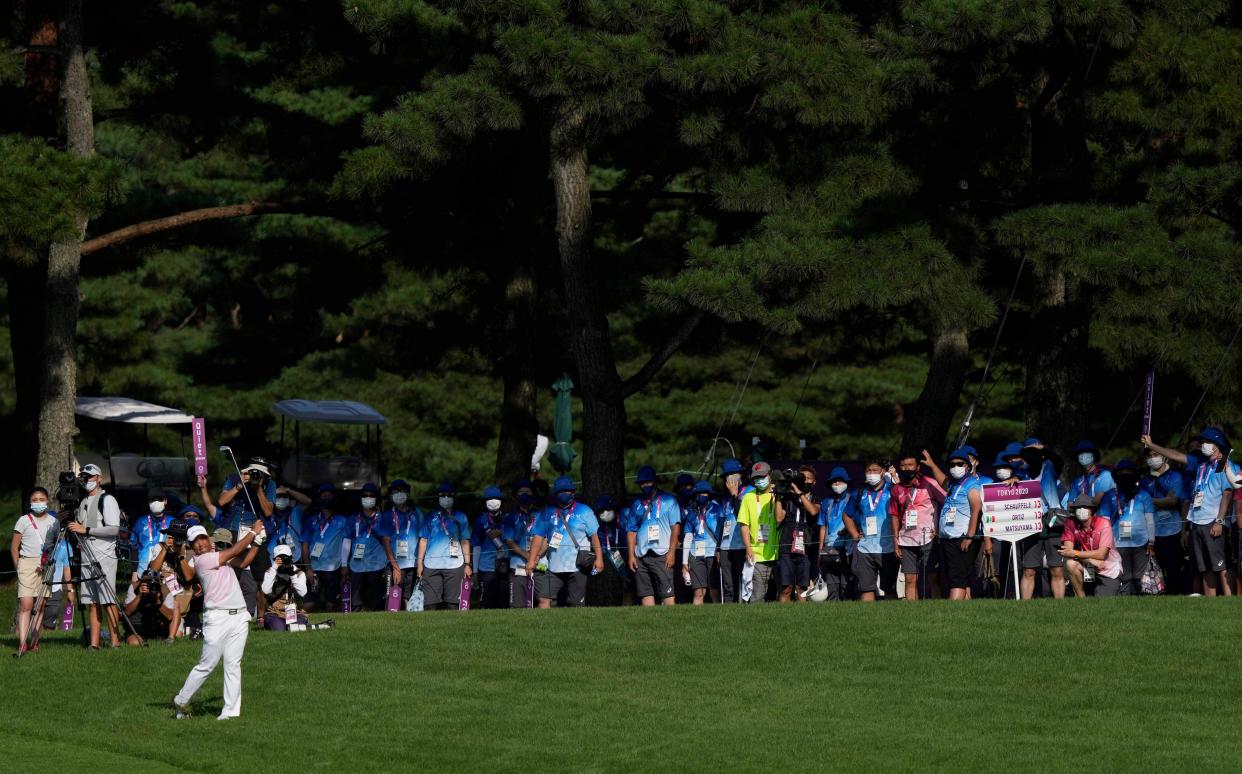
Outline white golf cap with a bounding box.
[186,525,209,542]
[81,463,103,476]
[273,544,292,558]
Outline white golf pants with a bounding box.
[175,608,250,716]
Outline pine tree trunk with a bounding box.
[35,0,93,490]
[1024,268,1089,453]
[901,325,970,456]
[494,266,540,485]
[549,109,626,501]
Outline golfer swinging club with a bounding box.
[172,522,266,720]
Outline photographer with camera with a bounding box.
[261,545,309,630]
[11,486,56,655]
[775,465,821,603]
[131,488,175,572]
[301,483,352,612]
[172,521,266,720]
[215,457,276,539]
[69,464,124,649]
[149,525,195,641]
[121,570,167,645]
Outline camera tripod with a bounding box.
[18,523,145,656]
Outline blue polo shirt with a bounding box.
[503,509,539,571]
[682,500,724,557]
[379,507,421,569]
[851,483,893,554]
[938,478,981,540]
[1140,469,1185,537]
[302,511,351,572]
[626,492,680,557]
[264,506,305,564]
[1185,453,1241,526]
[420,508,470,570]
[1063,467,1115,507]
[1098,489,1156,548]
[531,502,599,574]
[348,512,390,573]
[216,474,277,534]
[817,494,852,550]
[130,513,174,569]
[471,512,508,572]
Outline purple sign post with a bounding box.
[1141,371,1155,437]
[192,417,208,478]
[981,480,1044,600]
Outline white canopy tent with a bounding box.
[74,397,195,491]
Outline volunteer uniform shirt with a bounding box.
[1063,467,1115,508]
[682,500,724,558]
[817,495,852,552]
[264,506,305,564]
[348,512,389,573]
[597,520,628,563]
[889,477,944,547]
[1034,460,1064,513]
[1139,469,1185,538]
[381,507,421,570]
[503,509,538,572]
[130,513,174,569]
[627,492,680,558]
[471,513,508,572]
[852,483,894,554]
[420,508,470,570]
[531,503,599,574]
[719,491,748,552]
[737,488,779,562]
[938,478,980,540]
[1184,453,1241,526]
[13,511,56,558]
[192,550,247,610]
[1061,516,1121,579]
[216,474,277,534]
[303,512,351,572]
[1098,490,1156,548]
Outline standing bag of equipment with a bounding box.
[1140,557,1166,595]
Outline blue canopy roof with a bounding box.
[271,399,387,425]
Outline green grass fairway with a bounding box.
[3,593,1242,772]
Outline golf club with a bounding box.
[219,444,261,527]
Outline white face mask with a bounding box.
[485,498,502,512]
[84,480,98,493]
[1146,456,1165,470]
[995,468,1013,481]
[948,465,968,480]
[149,501,165,514]
[274,497,290,510]
[1077,453,1095,468]
[599,509,616,523]
[864,473,882,487]
[360,496,377,510]
[1075,507,1092,522]
[438,496,454,510]
[391,492,408,506]
[1200,442,1217,457]
[30,501,49,514]
[830,482,848,495]
[754,477,770,490]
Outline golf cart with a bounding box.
[272,399,387,500]
[74,396,196,517]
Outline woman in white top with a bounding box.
[10,487,57,655]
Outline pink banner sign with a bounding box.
[192,417,208,477]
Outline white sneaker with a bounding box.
[172,697,191,720]
[217,711,240,721]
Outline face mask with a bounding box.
[274,497,290,510]
[85,480,98,493]
[392,492,408,505]
[695,494,711,506]
[754,477,770,491]
[864,473,882,487]
[831,482,848,495]
[948,465,968,480]
[149,501,166,514]
[1117,478,1138,495]
[1077,453,1095,468]
[640,484,655,498]
[898,469,917,482]
[485,498,502,512]
[1146,456,1165,470]
[361,496,377,510]
[599,509,615,523]
[995,468,1013,481]
[555,491,574,506]
[30,502,48,514]
[318,498,334,510]
[1075,508,1092,522]
[1200,442,1217,457]
[517,492,534,507]
[438,496,454,510]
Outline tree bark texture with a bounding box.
[493,266,541,486]
[901,325,970,457]
[1023,268,1089,454]
[36,0,93,491]
[549,109,626,501]
[80,201,280,255]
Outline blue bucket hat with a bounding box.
[387,479,409,493]
[721,458,743,475]
[317,482,337,494]
[826,466,851,483]
[946,448,970,463]
[436,481,456,495]
[1113,459,1138,478]
[179,504,205,519]
[675,473,695,489]
[594,495,616,512]
[1194,427,1230,448]
[693,479,713,494]
[1023,437,1042,448]
[960,445,979,459]
[1073,439,1099,454]
[1001,442,1024,459]
[483,485,503,500]
[635,465,657,483]
[361,482,380,495]
[514,478,534,492]
[552,476,575,494]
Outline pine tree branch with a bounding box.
[620,310,705,399]
[79,201,286,255]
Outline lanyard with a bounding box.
[437,511,455,537]
[864,487,882,513]
[643,497,662,529]
[146,516,155,544]
[1113,492,1136,521]
[1079,470,1097,496]
[318,515,334,539]
[1195,461,1214,493]
[698,506,709,533]
[356,514,374,540]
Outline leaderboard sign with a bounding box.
[981,480,1043,542]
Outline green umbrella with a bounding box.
[549,374,576,473]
